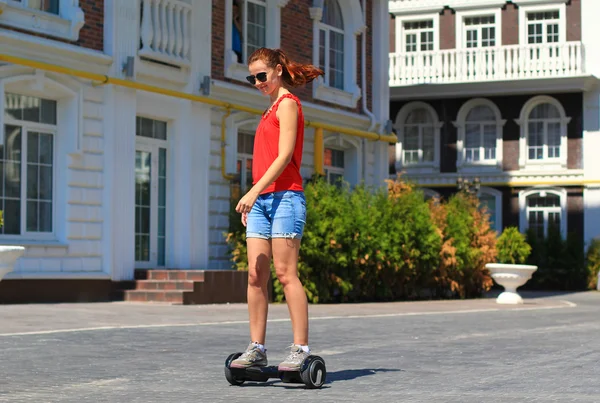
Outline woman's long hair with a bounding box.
[248,48,324,88]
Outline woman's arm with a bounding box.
[235,98,298,214]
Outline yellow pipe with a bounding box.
[412,179,600,188]
[0,54,397,143]
[220,108,236,181]
[314,127,324,176]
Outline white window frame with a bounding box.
[455,8,502,50]
[477,186,502,234]
[310,0,363,108]
[518,2,567,45]
[323,133,361,186]
[454,98,505,173]
[324,147,345,185]
[235,130,255,194]
[134,122,169,269]
[0,71,80,242]
[393,101,442,174]
[394,13,439,54]
[317,4,345,90]
[515,95,570,171]
[519,187,567,239]
[0,0,84,41]
[224,0,290,83]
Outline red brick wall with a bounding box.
[389,15,396,53]
[568,138,582,169]
[77,0,104,51]
[501,2,519,45]
[439,8,455,50]
[566,0,581,41]
[212,0,373,115]
[0,0,103,51]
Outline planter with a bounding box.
[0,246,26,281]
[485,263,538,304]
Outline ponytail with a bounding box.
[248,48,324,88]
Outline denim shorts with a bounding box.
[246,190,307,240]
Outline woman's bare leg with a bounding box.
[272,238,308,345]
[246,237,272,344]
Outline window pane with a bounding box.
[41,99,57,125]
[530,103,560,119]
[1,126,22,235]
[405,108,431,124]
[319,29,326,72]
[479,194,496,231]
[329,31,345,90]
[466,105,495,121]
[246,2,266,55]
[322,0,344,29]
[422,126,434,162]
[547,122,561,158]
[528,121,544,160]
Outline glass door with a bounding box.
[135,143,167,268]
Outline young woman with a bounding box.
[230,48,324,371]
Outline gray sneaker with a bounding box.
[230,343,268,368]
[278,344,310,371]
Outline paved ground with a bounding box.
[0,291,599,402]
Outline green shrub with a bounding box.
[525,227,587,291]
[430,192,497,298]
[225,177,498,303]
[585,238,600,290]
[496,227,531,264]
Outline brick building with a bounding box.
[388,0,600,252]
[0,0,391,303]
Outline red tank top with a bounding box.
[252,93,304,195]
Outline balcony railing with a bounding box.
[389,42,584,86]
[139,0,192,67]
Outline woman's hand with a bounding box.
[241,212,248,227]
[236,190,259,215]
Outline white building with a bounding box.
[0,0,393,303]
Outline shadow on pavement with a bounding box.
[326,368,403,383]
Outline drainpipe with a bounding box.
[361,0,377,182]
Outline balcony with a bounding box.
[139,0,192,68]
[389,42,592,99]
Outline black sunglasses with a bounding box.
[246,72,268,85]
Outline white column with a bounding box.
[581,0,600,273]
[102,0,140,280]
[372,0,391,186]
[168,99,194,269]
[583,90,600,257]
[189,103,212,269]
[103,86,137,280]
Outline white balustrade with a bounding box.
[139,0,192,67]
[389,42,584,87]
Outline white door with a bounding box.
[134,141,167,268]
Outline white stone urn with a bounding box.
[485,263,538,304]
[0,246,26,281]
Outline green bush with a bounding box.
[585,238,600,290]
[226,177,498,303]
[496,227,531,264]
[430,192,497,298]
[525,226,587,291]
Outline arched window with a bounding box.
[519,187,567,239]
[516,96,570,170]
[454,98,504,172]
[477,186,502,233]
[310,0,363,107]
[319,0,345,90]
[394,102,442,173]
